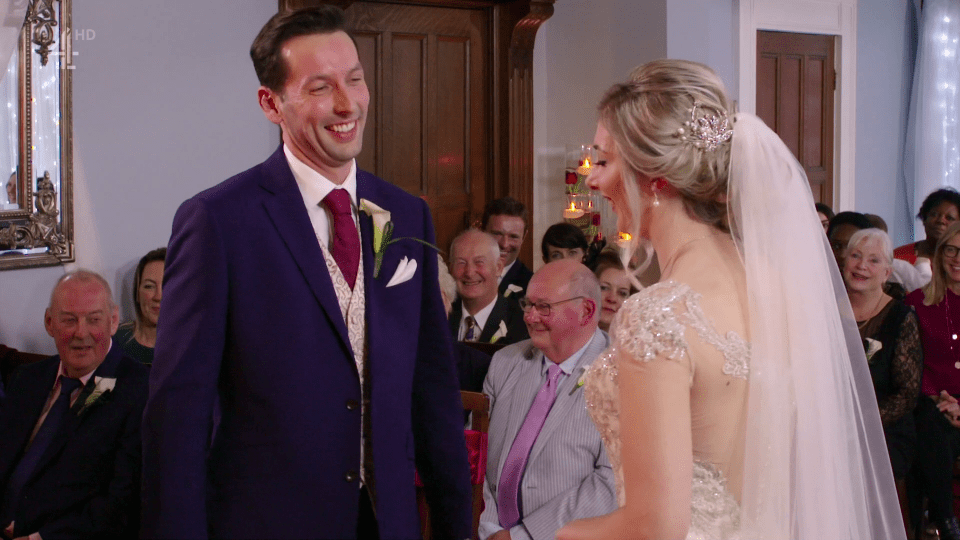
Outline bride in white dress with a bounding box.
[557,60,906,540]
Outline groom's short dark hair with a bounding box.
[250,6,354,93]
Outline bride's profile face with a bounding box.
[588,122,630,233]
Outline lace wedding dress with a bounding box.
[583,281,749,540]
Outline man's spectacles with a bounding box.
[943,245,960,258]
[518,296,585,316]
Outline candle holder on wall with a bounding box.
[563,144,603,248]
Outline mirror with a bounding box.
[0,0,72,270]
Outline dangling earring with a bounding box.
[651,178,666,207]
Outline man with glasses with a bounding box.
[479,259,616,540]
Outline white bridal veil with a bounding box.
[728,114,906,539]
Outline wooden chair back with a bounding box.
[419,390,490,540]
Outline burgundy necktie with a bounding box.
[497,363,565,528]
[323,189,360,288]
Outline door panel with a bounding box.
[757,30,835,206]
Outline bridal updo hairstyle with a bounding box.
[597,60,736,238]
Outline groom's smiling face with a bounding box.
[259,30,369,183]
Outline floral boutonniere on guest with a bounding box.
[489,321,509,344]
[359,198,439,278]
[78,376,116,415]
[503,284,524,298]
[863,337,882,362]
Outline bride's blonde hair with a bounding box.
[598,60,735,240]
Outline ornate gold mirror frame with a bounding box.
[0,0,73,270]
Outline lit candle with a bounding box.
[563,202,584,219]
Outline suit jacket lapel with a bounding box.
[0,358,58,482]
[526,329,607,465]
[448,300,463,338]
[32,344,124,477]
[259,148,351,353]
[479,297,508,342]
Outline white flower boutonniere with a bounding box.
[489,321,509,344]
[503,284,523,298]
[78,376,116,415]
[864,338,883,362]
[359,198,439,278]
[568,367,588,396]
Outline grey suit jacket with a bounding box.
[479,329,616,540]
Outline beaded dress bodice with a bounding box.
[583,281,750,539]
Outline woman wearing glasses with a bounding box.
[557,60,904,540]
[904,221,960,540]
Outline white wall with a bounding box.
[532,0,667,271]
[667,0,739,100]
[0,0,277,351]
[855,0,917,246]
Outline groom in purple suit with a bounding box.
[141,7,471,540]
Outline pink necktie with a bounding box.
[323,189,360,288]
[497,363,565,528]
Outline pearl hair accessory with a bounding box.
[675,101,734,152]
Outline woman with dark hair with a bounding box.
[815,202,834,232]
[904,221,960,540]
[895,188,960,264]
[114,247,166,364]
[541,222,588,263]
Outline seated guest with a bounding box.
[864,214,926,293]
[449,229,528,345]
[439,254,493,393]
[816,202,834,232]
[827,211,873,268]
[114,248,166,364]
[541,223,588,264]
[592,251,636,333]
[904,221,960,540]
[842,229,921,482]
[483,197,533,298]
[480,260,616,540]
[896,188,960,264]
[0,270,148,540]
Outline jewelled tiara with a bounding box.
[675,102,733,152]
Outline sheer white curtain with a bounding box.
[905,0,960,238]
[0,0,26,206]
[0,0,26,77]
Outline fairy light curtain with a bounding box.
[905,0,960,238]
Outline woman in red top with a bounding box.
[904,220,960,540]
[895,188,960,264]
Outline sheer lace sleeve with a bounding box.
[611,282,695,370]
[880,310,923,426]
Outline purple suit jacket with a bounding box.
[141,147,472,539]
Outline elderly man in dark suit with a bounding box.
[449,229,529,346]
[0,270,148,540]
[141,6,471,540]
